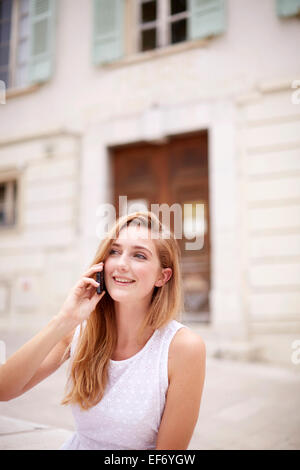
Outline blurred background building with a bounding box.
[0,0,300,367]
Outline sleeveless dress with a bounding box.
[60,319,188,450]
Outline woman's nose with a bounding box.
[117,253,129,269]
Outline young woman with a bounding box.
[0,211,206,450]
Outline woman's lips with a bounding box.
[112,277,136,286]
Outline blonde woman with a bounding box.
[0,211,206,450]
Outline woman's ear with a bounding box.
[155,268,173,287]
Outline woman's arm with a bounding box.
[155,328,206,450]
[0,261,105,401]
[0,315,74,401]
[15,329,74,399]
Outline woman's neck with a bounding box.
[113,299,154,351]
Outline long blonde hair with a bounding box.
[62,210,184,410]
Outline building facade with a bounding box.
[1,0,300,367]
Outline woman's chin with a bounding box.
[109,289,135,301]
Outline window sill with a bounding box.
[101,37,209,69]
[6,83,42,100]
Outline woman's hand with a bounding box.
[0,262,106,401]
[58,262,106,329]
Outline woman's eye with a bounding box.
[109,249,146,260]
[135,253,146,259]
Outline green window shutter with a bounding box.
[93,0,124,65]
[28,0,56,84]
[276,0,300,17]
[188,0,226,40]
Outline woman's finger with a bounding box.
[77,276,99,289]
[82,263,104,278]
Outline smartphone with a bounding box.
[96,268,105,295]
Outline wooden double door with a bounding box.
[110,131,210,322]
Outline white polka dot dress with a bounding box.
[60,319,187,450]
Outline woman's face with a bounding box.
[104,224,172,303]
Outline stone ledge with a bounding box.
[0,415,73,450]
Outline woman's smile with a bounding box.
[112,276,136,286]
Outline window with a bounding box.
[0,0,56,89]
[0,0,12,86]
[93,0,226,65]
[0,0,30,88]
[0,179,18,228]
[139,0,157,51]
[16,0,31,87]
[138,0,189,52]
[170,0,188,45]
[276,0,300,17]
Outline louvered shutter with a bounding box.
[276,0,300,17]
[93,0,124,65]
[28,0,56,84]
[188,0,226,40]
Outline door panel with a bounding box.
[111,131,210,322]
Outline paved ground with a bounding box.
[0,322,300,450]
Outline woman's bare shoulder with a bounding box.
[168,326,206,381]
[171,326,205,350]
